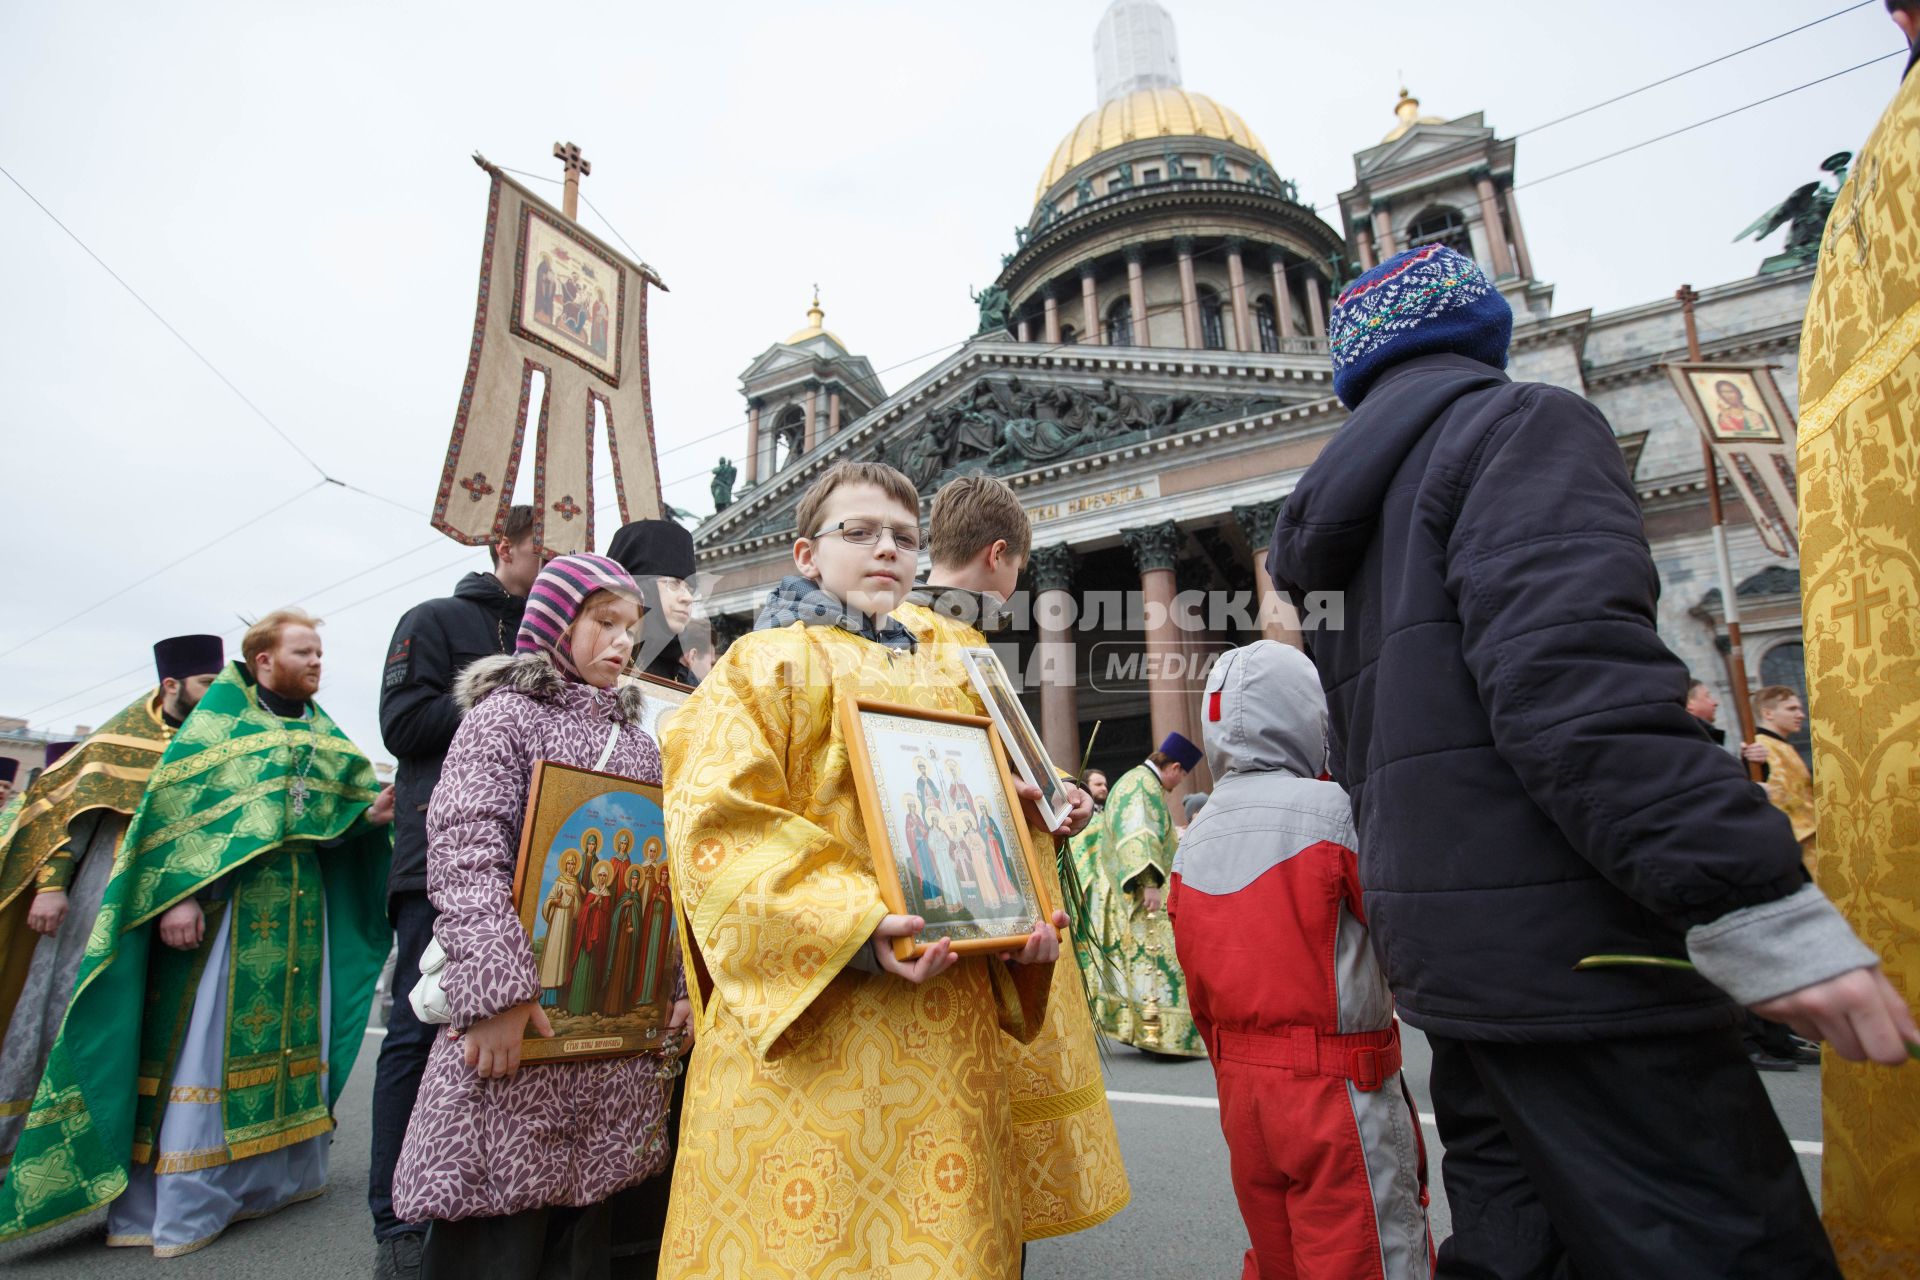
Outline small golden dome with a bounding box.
[1036,87,1271,201]
[784,288,843,346]
[1382,87,1447,142]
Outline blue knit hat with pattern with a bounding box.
[1328,245,1513,408]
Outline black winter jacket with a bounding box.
[1268,353,1808,1042]
[379,572,525,897]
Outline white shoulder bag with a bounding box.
[409,724,622,1026]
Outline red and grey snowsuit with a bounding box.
[1169,640,1432,1280]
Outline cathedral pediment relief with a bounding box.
[725,373,1294,541]
[740,342,839,381]
[1358,124,1495,177]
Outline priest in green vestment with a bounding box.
[0,635,226,1174]
[0,610,394,1258]
[1088,735,1205,1057]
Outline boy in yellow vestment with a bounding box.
[896,476,1131,1244]
[1751,685,1815,876]
[661,462,1068,1279]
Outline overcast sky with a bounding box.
[0,0,1903,760]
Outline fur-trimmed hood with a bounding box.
[453,651,647,725]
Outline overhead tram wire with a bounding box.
[0,161,439,674]
[1512,49,1905,192]
[2,48,1891,714]
[0,478,332,662]
[1513,1,1880,138]
[0,162,330,482]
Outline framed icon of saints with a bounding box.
[509,760,681,1062]
[838,696,1056,961]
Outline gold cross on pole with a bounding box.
[553,140,591,220]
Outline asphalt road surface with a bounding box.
[1,1022,1824,1278]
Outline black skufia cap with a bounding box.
[154,634,226,683]
[605,520,696,581]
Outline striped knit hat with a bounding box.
[1328,245,1512,408]
[517,553,640,679]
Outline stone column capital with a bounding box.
[1123,243,1147,265]
[1172,235,1196,256]
[1221,235,1245,256]
[1232,499,1286,549]
[1467,164,1494,184]
[1029,544,1077,595]
[1079,260,1100,281]
[1122,520,1183,575]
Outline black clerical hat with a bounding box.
[0,757,17,784]
[1157,731,1203,771]
[153,634,225,684]
[604,520,696,581]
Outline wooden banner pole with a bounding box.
[1677,284,1763,781]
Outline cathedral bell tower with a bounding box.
[1338,89,1553,319]
[736,291,885,491]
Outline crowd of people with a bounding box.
[1,9,1918,1278]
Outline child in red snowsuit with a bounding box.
[1170,640,1432,1280]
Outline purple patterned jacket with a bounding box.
[393,652,684,1223]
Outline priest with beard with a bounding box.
[0,610,395,1258]
[0,635,226,1173]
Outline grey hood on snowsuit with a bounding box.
[1176,641,1358,900]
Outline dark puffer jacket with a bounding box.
[1268,352,1873,1042]
[379,572,526,898]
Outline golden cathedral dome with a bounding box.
[1035,86,1271,201]
[784,289,843,347]
[1382,87,1447,142]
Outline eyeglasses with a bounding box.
[811,521,923,552]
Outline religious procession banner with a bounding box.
[0,664,390,1242]
[0,689,169,1040]
[432,155,668,556]
[1663,361,1799,558]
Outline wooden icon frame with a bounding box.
[838,696,1056,960]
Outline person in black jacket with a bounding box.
[368,504,539,1279]
[1268,246,1915,1279]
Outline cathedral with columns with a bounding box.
[692,0,1809,798]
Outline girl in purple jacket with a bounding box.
[394,554,689,1277]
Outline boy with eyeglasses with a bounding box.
[658,462,1069,1279]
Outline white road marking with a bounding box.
[1105,1089,1215,1109]
[1103,1090,1823,1156]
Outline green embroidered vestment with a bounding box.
[0,663,391,1240]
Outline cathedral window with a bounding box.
[1406,206,1472,257]
[774,406,806,470]
[1255,297,1280,352]
[1198,285,1227,350]
[1106,297,1134,346]
[1142,168,1162,183]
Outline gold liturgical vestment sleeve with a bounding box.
[660,623,1050,1279]
[1797,56,1920,1277]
